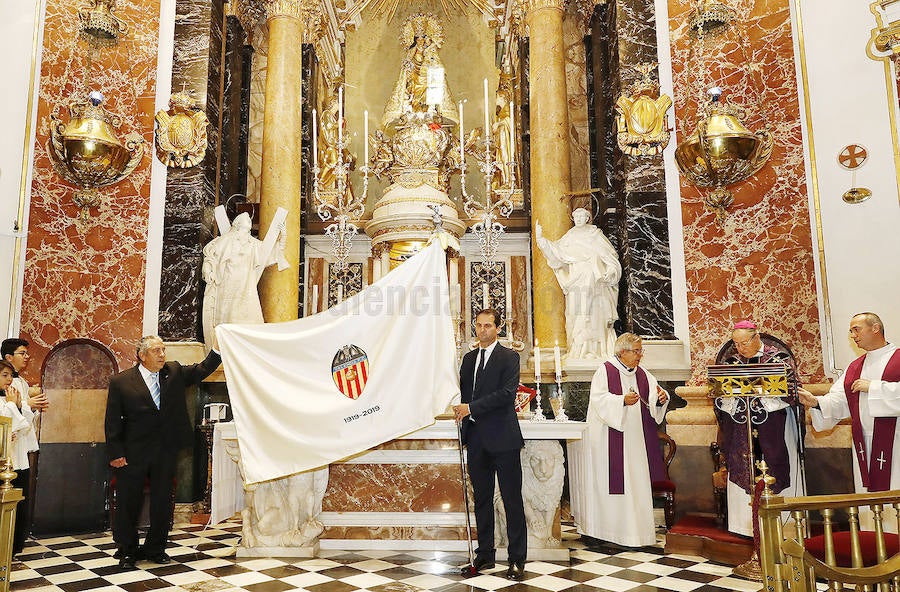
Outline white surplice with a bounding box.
[810,343,900,492]
[569,357,669,547]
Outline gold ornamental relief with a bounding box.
[615,64,672,156]
[154,92,209,168]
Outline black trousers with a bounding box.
[467,432,527,562]
[113,449,176,555]
[12,468,30,555]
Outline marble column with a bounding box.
[525,0,572,348]
[258,0,305,322]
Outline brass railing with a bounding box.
[759,474,900,592]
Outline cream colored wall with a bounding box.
[792,0,900,374]
[0,0,45,338]
[345,5,498,206]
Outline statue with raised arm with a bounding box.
[535,208,621,360]
[202,209,288,350]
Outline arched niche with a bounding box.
[32,339,118,533]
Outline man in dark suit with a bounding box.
[105,336,220,570]
[453,309,527,580]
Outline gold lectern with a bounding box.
[708,362,789,581]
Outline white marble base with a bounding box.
[237,543,319,558]
[555,340,691,382]
[318,539,569,560]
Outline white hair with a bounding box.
[614,332,642,355]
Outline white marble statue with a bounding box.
[493,441,565,549]
[535,208,621,360]
[202,209,287,350]
[241,469,329,549]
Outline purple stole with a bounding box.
[604,361,666,495]
[845,349,900,491]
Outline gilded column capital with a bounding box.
[869,0,900,57]
[517,0,565,18]
[873,22,900,54]
[263,0,306,20]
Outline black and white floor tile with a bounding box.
[11,522,767,592]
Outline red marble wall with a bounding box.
[20,0,160,381]
[668,0,825,383]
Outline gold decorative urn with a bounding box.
[48,91,145,222]
[674,87,772,219]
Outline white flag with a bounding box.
[216,242,459,484]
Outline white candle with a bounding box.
[483,78,490,135]
[337,283,343,303]
[509,100,515,160]
[312,109,318,169]
[554,340,562,382]
[482,282,489,310]
[338,86,343,147]
[311,284,318,315]
[449,258,458,286]
[458,101,464,163]
[451,283,460,318]
[363,109,369,166]
[505,284,513,332]
[534,339,542,382]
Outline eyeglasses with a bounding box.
[734,336,758,348]
[12,350,28,357]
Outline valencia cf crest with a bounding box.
[332,344,369,399]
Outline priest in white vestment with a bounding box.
[570,333,669,547]
[801,313,900,496]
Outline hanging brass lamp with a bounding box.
[675,87,773,219]
[48,91,145,222]
[78,0,128,49]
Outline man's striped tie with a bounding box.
[150,373,161,409]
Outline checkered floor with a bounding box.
[11,521,766,592]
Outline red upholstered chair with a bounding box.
[651,431,677,529]
[759,484,900,591]
[107,475,177,531]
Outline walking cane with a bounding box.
[456,419,477,576]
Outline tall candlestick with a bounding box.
[337,86,343,147]
[363,109,369,166]
[554,340,562,382]
[483,78,490,135]
[509,100,516,159]
[311,284,319,315]
[458,101,464,163]
[534,339,542,382]
[482,283,489,310]
[451,283,460,318]
[312,109,318,169]
[337,283,343,303]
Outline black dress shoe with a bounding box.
[461,555,495,574]
[118,555,137,570]
[506,560,525,580]
[145,552,172,564]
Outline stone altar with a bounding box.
[214,419,585,560]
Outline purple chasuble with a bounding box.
[604,361,666,495]
[845,349,900,491]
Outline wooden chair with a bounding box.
[710,442,728,528]
[759,474,900,592]
[652,431,677,529]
